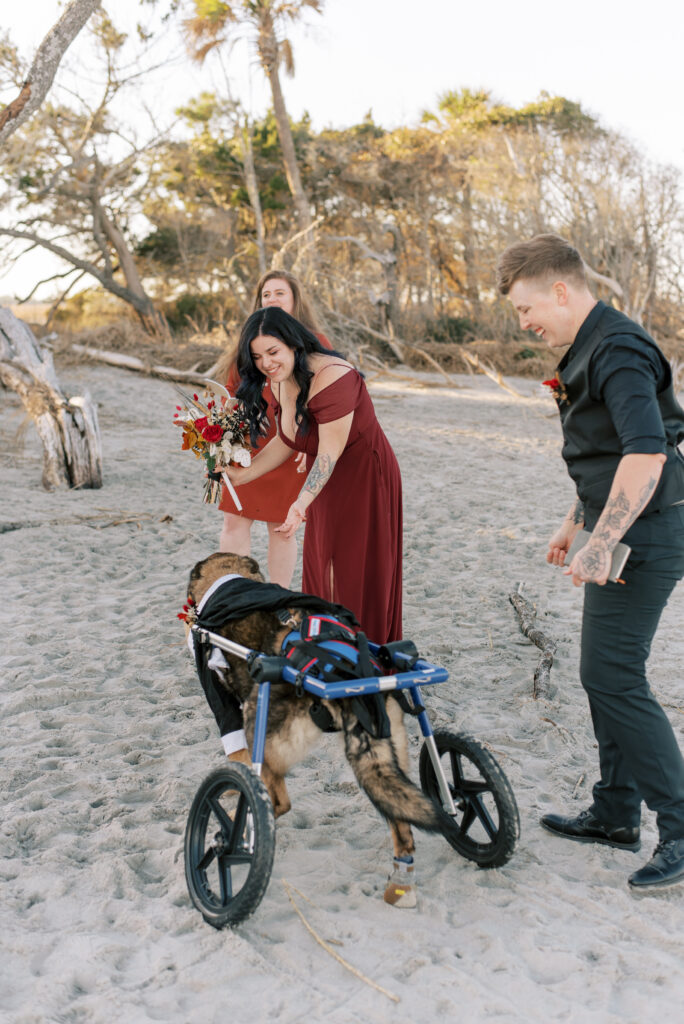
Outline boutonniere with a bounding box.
[542,376,569,406]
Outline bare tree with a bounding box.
[0,0,101,145]
[0,12,171,337]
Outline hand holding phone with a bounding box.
[565,529,631,584]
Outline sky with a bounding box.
[3,0,684,298]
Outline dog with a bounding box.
[186,551,454,905]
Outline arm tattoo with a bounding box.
[593,476,659,548]
[300,453,337,500]
[570,498,585,525]
[580,545,610,576]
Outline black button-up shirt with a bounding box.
[566,301,669,455]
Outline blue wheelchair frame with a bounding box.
[191,625,458,816]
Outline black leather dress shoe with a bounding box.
[540,808,641,851]
[628,839,684,889]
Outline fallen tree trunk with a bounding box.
[70,344,217,384]
[0,309,102,490]
[509,585,557,699]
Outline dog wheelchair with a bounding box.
[184,621,520,929]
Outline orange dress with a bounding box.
[219,333,332,522]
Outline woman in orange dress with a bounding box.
[214,270,331,587]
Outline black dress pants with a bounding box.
[580,503,684,840]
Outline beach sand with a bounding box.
[1,363,683,1023]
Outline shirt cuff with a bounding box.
[620,437,667,455]
[221,729,248,755]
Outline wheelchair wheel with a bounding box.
[184,763,275,928]
[419,730,520,868]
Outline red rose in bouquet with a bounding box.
[201,424,224,443]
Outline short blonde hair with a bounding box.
[496,234,587,295]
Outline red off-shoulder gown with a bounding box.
[278,369,403,643]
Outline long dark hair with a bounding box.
[236,307,345,444]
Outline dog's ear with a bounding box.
[187,559,205,604]
[243,555,264,579]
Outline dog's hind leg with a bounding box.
[383,695,416,881]
[388,820,415,860]
[386,695,409,774]
[383,711,418,910]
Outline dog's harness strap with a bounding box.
[281,621,392,739]
[393,690,425,717]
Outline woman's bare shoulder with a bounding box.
[307,355,355,397]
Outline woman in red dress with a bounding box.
[213,270,331,586]
[222,306,402,643]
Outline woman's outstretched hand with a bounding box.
[275,502,307,538]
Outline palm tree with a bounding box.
[184,1,322,257]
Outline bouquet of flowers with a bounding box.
[173,380,251,509]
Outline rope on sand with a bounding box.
[281,879,400,1004]
[509,583,557,699]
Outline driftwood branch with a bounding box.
[358,348,447,388]
[70,344,215,384]
[270,215,324,268]
[327,309,458,386]
[459,349,525,399]
[509,585,557,699]
[583,262,624,302]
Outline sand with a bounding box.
[1,363,683,1023]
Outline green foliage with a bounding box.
[432,87,598,136]
[163,292,223,331]
[425,315,477,344]
[194,0,231,22]
[136,227,181,266]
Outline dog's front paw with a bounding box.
[383,858,417,909]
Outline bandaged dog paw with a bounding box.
[383,857,417,908]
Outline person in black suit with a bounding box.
[497,233,684,890]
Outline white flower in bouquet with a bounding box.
[231,446,252,468]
